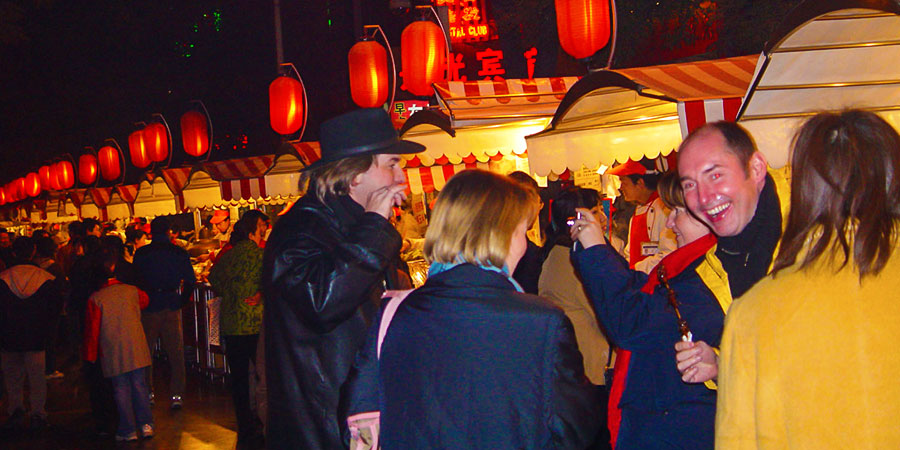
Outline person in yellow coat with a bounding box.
[715,109,900,448]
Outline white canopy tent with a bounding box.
[525,56,759,176]
[737,0,900,168]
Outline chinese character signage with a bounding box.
[391,100,430,129]
[435,0,495,43]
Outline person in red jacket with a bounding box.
[83,247,154,442]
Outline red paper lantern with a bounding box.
[555,0,611,60]
[98,146,122,181]
[0,187,6,205]
[129,128,151,168]
[181,110,210,157]
[145,122,170,163]
[269,75,306,135]
[56,161,75,190]
[39,166,52,190]
[78,154,99,185]
[401,20,446,97]
[349,40,389,108]
[15,177,26,200]
[25,172,41,197]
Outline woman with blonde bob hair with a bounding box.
[715,110,900,448]
[343,169,599,449]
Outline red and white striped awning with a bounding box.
[433,77,580,128]
[220,177,268,202]
[404,160,492,195]
[203,156,276,181]
[613,55,758,101]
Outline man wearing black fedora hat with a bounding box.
[261,108,424,449]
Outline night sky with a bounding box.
[0,0,796,185]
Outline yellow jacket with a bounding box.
[716,245,900,449]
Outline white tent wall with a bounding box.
[739,5,900,168]
[132,177,178,218]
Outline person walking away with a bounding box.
[82,247,154,442]
[133,216,195,410]
[208,211,266,446]
[343,169,599,449]
[262,107,424,449]
[0,237,62,431]
[539,187,611,449]
[716,110,900,448]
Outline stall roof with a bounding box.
[525,56,759,176]
[738,0,900,168]
[433,77,580,128]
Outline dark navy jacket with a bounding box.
[133,236,195,312]
[342,264,599,450]
[573,243,724,449]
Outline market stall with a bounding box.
[736,0,900,169]
[524,55,759,177]
[399,77,580,193]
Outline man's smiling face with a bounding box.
[678,130,765,237]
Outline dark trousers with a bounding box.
[617,402,715,450]
[224,334,259,437]
[110,367,153,437]
[590,385,612,450]
[85,361,117,433]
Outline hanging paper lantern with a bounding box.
[269,75,306,135]
[181,110,210,157]
[129,128,151,168]
[98,146,121,181]
[25,172,41,197]
[78,153,99,185]
[48,164,61,191]
[39,166,52,190]
[145,122,170,163]
[401,20,446,97]
[56,160,75,189]
[349,40,389,108]
[15,177,26,200]
[555,0,612,60]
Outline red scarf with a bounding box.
[607,233,717,448]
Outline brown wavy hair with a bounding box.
[772,110,900,280]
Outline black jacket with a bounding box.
[343,264,600,449]
[133,236,196,312]
[0,264,63,352]
[263,193,402,450]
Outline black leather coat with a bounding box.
[262,193,401,450]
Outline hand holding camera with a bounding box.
[569,208,607,249]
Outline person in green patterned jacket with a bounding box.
[208,209,269,446]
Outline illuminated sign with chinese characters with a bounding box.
[434,0,494,43]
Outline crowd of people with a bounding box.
[1,106,898,449]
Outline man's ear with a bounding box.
[748,151,768,187]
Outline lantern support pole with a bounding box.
[278,63,309,141]
[605,0,618,69]
[364,24,397,110]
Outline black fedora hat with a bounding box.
[303,108,425,171]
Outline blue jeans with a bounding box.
[110,367,153,437]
